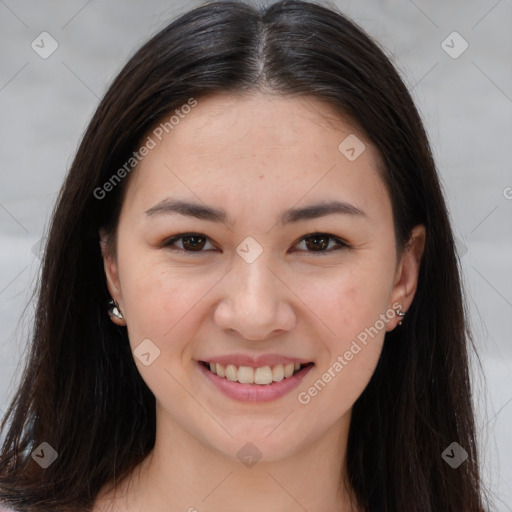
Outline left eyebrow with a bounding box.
[144,198,367,226]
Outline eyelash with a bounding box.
[161,232,350,255]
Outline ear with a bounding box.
[99,228,126,326]
[387,224,426,331]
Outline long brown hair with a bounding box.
[0,1,490,510]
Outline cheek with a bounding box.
[327,258,395,339]
[302,258,393,405]
[307,337,384,419]
[297,275,387,419]
[118,260,215,401]
[116,241,211,350]
[124,265,207,341]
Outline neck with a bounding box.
[95,408,359,512]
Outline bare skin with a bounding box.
[93,92,425,512]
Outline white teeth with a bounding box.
[284,363,295,378]
[237,366,254,384]
[225,364,238,382]
[254,366,273,385]
[206,361,307,385]
[216,363,226,377]
[272,364,284,381]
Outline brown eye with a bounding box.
[181,234,206,251]
[163,233,215,253]
[295,233,349,254]
[304,234,330,251]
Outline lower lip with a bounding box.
[197,362,314,403]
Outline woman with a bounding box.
[0,1,490,511]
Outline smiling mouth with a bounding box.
[200,361,314,385]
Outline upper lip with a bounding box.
[199,353,313,368]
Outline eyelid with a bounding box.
[161,233,217,253]
[161,232,351,254]
[293,234,350,254]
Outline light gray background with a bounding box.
[0,0,511,509]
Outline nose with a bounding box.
[213,251,296,341]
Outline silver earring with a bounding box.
[108,299,124,320]
[396,309,405,325]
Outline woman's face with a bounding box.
[102,92,424,462]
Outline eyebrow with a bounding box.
[144,198,367,225]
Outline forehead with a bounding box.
[123,92,390,223]
[155,92,368,158]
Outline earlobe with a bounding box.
[107,299,126,326]
[99,229,126,325]
[388,224,426,330]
